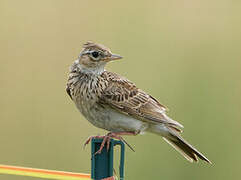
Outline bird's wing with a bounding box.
[99,71,183,129]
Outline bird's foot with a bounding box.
[107,132,136,152]
[84,135,106,149]
[84,134,112,154]
[84,131,137,154]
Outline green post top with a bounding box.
[91,138,125,180]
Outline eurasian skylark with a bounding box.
[66,41,211,163]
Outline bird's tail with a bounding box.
[163,132,211,163]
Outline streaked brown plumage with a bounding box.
[66,41,211,163]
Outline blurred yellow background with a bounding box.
[0,0,241,179]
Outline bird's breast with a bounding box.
[67,71,148,133]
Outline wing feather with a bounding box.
[99,71,183,129]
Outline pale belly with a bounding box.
[98,109,149,133]
[76,101,148,133]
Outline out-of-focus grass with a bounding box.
[0,0,241,179]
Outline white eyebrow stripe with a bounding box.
[84,50,92,54]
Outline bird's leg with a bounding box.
[84,131,138,155]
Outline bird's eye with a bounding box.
[91,51,100,59]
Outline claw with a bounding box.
[83,136,92,149]
[83,135,105,151]
[119,137,135,152]
[106,139,110,151]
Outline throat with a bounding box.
[77,63,105,75]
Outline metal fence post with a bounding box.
[91,138,125,180]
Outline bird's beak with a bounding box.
[110,54,123,61]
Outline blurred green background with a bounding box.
[0,0,241,179]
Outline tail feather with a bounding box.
[163,135,211,163]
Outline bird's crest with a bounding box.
[83,41,111,52]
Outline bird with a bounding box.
[66,41,211,163]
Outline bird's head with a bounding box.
[77,41,122,74]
